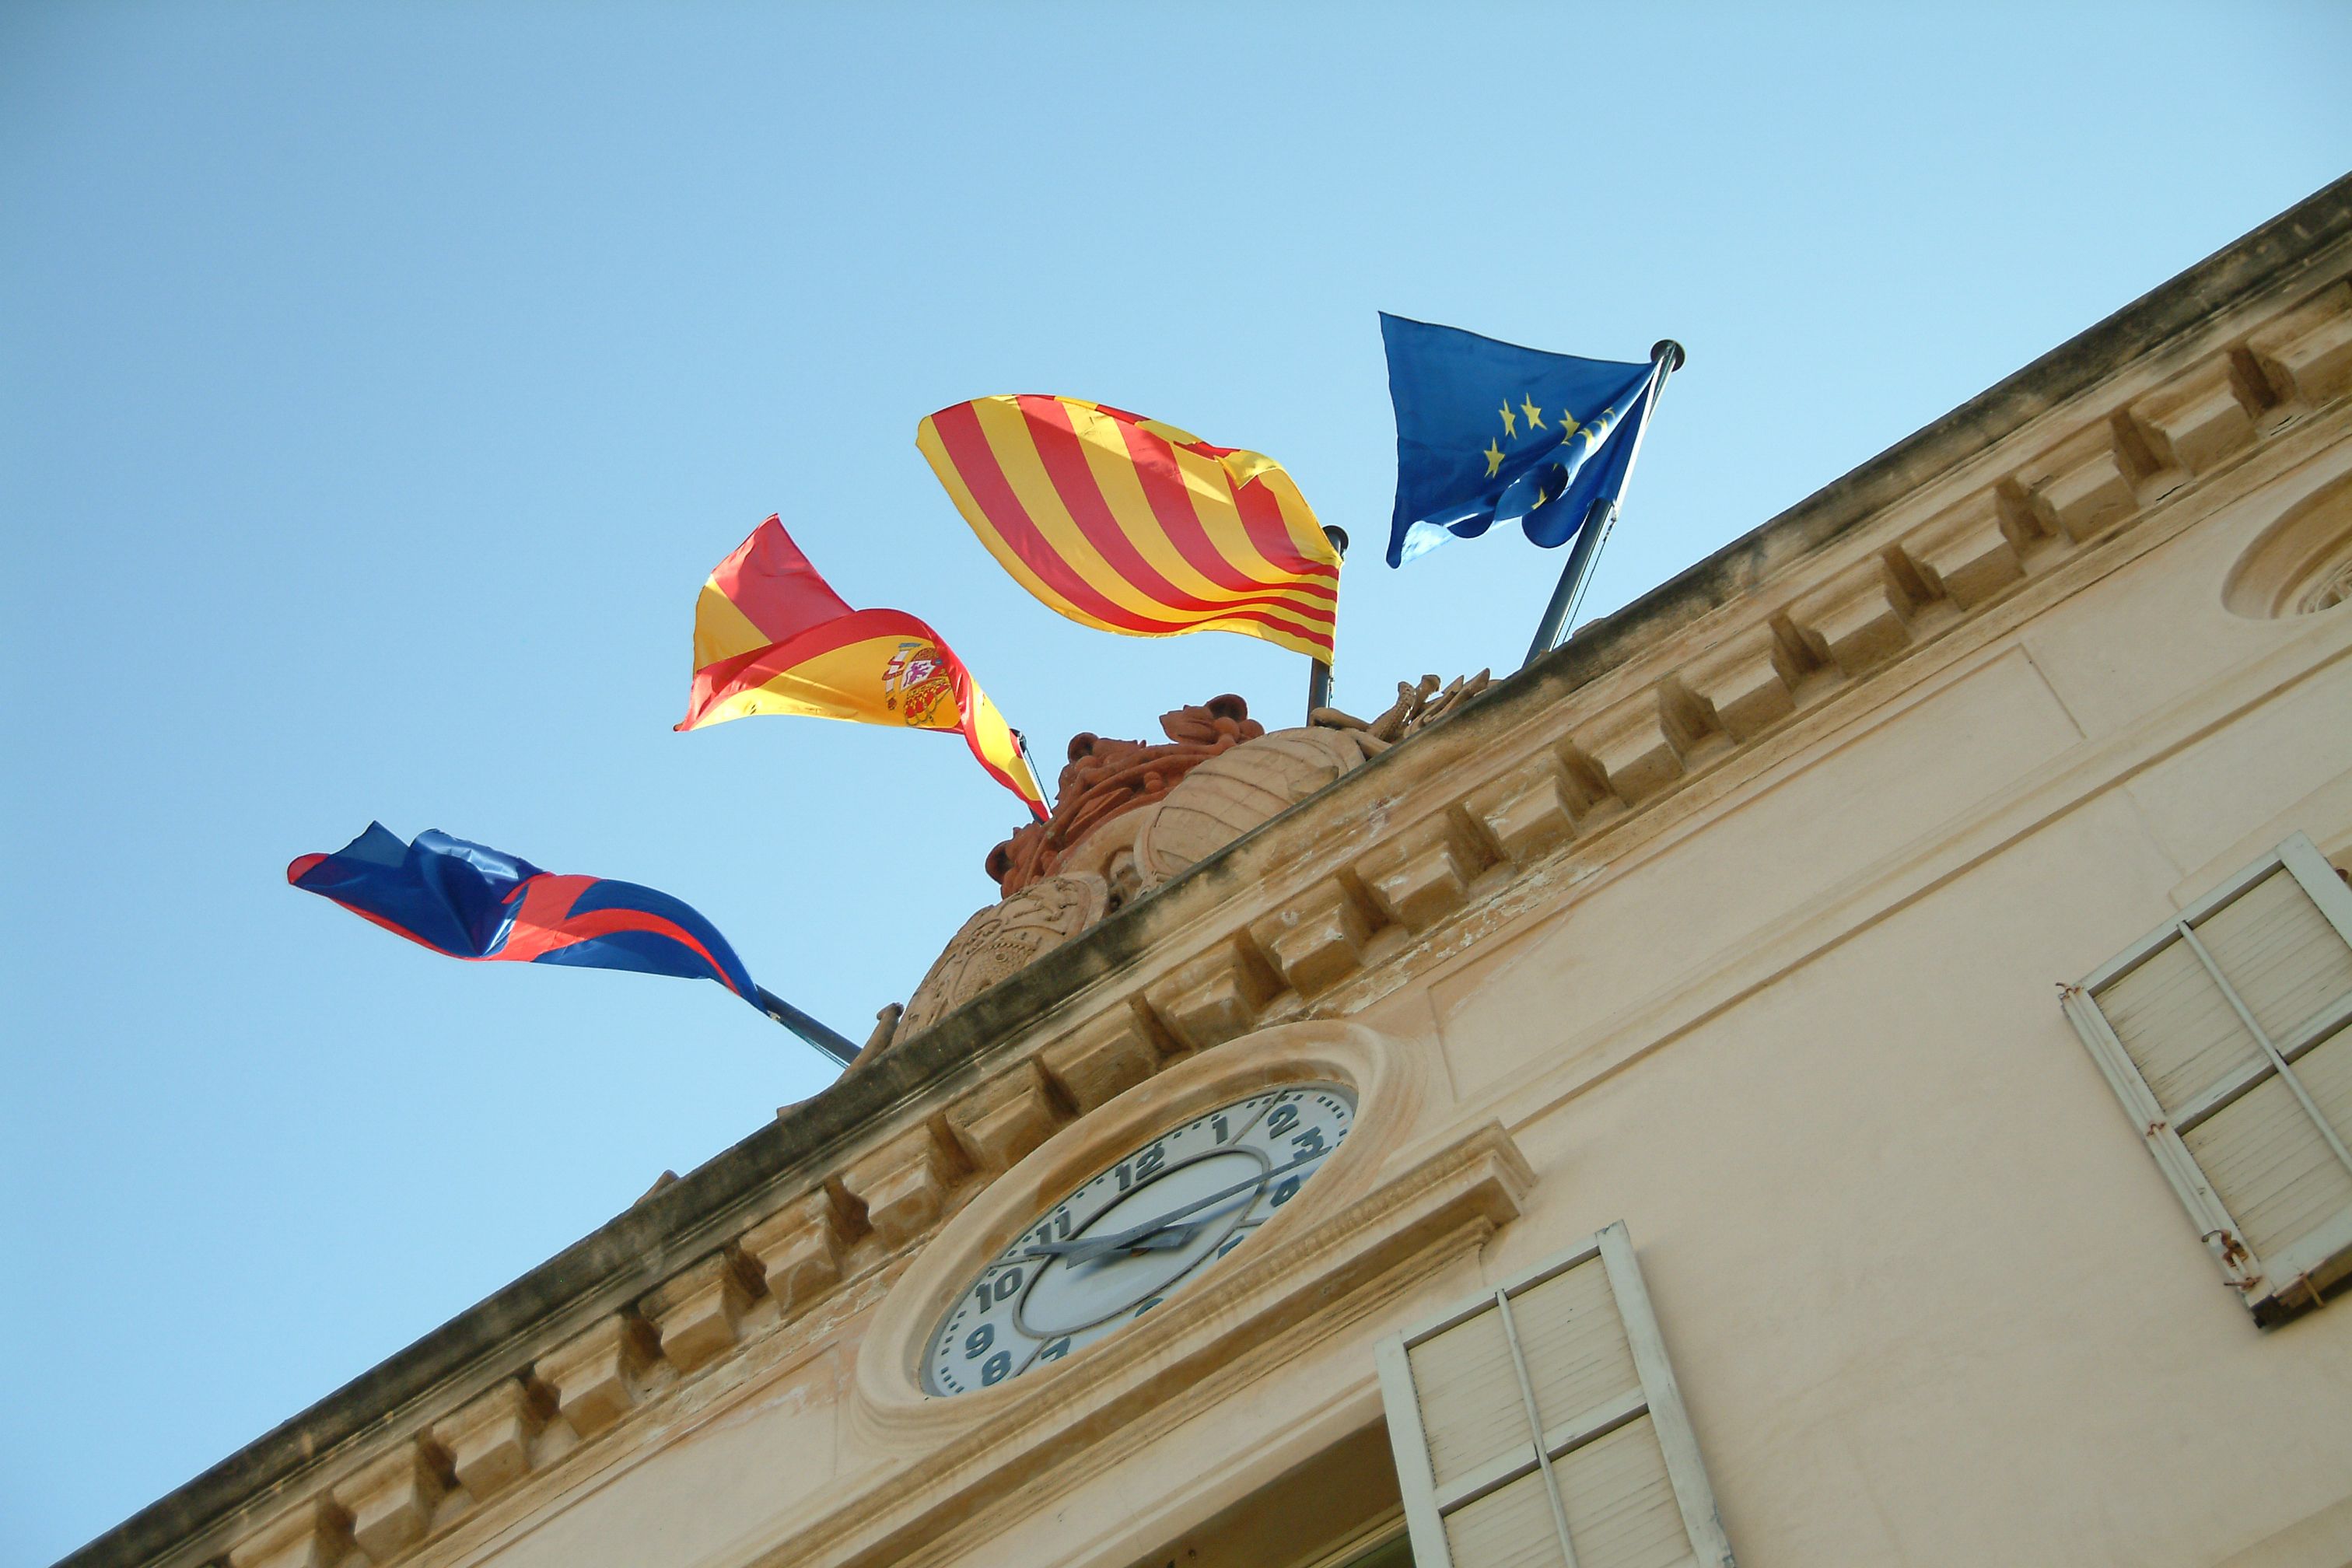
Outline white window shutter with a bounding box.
[2063,831,2352,1322]
[1376,1223,1734,1568]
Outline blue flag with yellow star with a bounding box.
[1381,313,1658,567]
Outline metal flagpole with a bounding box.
[756,985,860,1066]
[1013,729,1058,816]
[1306,525,1349,719]
[1521,339,1685,670]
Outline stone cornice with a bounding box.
[60,173,2352,1568]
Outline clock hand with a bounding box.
[1019,1146,1332,1265]
[1059,1198,1238,1258]
[1020,1228,1194,1258]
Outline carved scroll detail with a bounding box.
[987,695,1263,894]
[1133,726,1374,891]
[897,873,1110,1040]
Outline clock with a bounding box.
[924,1082,1356,1395]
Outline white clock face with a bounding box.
[925,1083,1356,1395]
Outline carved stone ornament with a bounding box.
[1133,726,1376,890]
[1311,668,1493,746]
[894,872,1110,1041]
[987,695,1264,895]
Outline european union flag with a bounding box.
[1381,313,1658,568]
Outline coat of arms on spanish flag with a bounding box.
[677,516,1048,820]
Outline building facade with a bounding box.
[66,176,2352,1568]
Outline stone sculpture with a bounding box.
[986,695,1264,896]
[1310,668,1493,745]
[1131,726,1376,890]
[892,872,1111,1043]
[872,678,1492,1055]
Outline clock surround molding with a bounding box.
[821,1020,1531,1568]
[856,1020,1427,1431]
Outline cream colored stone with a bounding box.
[1049,803,1152,884]
[2221,464,2352,619]
[2133,355,2259,474]
[1248,880,1376,996]
[897,873,1108,1041]
[469,1349,845,1568]
[838,1123,962,1248]
[1038,999,1169,1108]
[2019,424,2139,541]
[1431,644,2089,1103]
[739,1190,847,1318]
[333,1443,445,1563]
[534,1314,653,1437]
[1463,750,1584,863]
[1906,491,2027,610]
[1573,687,1696,804]
[2214,1491,2352,1567]
[431,1379,542,1503]
[1139,940,1276,1053]
[1682,625,1802,740]
[643,1252,758,1373]
[1134,726,1367,888]
[1789,555,1920,675]
[1356,810,1493,933]
[229,1496,348,1568]
[942,1058,1063,1173]
[2249,281,2352,406]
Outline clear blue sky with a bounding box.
[3,5,2346,1561]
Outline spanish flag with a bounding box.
[677,517,1047,821]
[915,397,1340,661]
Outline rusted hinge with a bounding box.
[2203,1227,2259,1288]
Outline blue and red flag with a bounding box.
[287,824,760,1008]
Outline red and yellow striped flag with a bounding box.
[915,397,1341,661]
[676,517,1047,820]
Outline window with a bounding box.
[1296,1521,1413,1568]
[1127,1416,1409,1568]
[1375,1222,1734,1568]
[2062,831,2352,1324]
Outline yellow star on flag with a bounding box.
[1482,439,1505,477]
[1558,412,1582,445]
[1496,402,1516,438]
[1521,397,1545,430]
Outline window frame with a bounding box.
[1374,1220,1734,1568]
[2061,830,2352,1323]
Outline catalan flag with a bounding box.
[915,397,1341,661]
[677,517,1047,820]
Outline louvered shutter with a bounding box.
[1375,1223,1734,1568]
[2063,831,2352,1323]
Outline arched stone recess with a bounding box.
[2224,464,2352,618]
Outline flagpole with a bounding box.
[1306,525,1349,719]
[1013,728,1058,815]
[756,985,860,1066]
[1521,339,1685,670]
